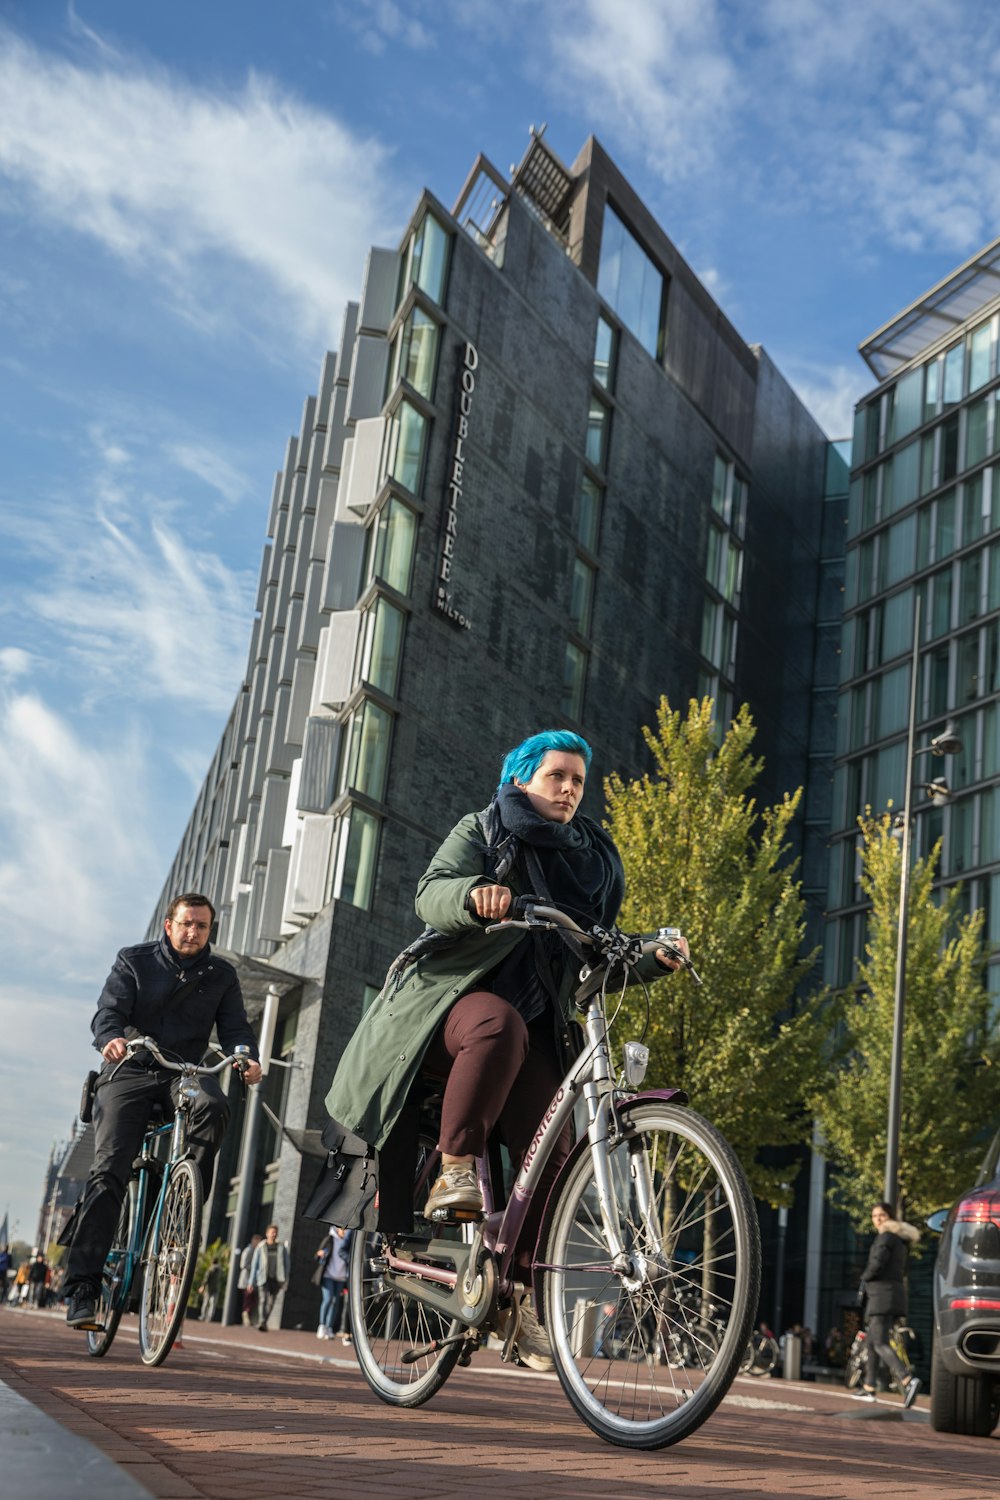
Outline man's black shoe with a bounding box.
[65,1288,103,1331]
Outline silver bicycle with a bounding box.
[348,898,761,1449]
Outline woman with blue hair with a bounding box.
[323,728,684,1370]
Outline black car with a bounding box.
[929,1125,1000,1436]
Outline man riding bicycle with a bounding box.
[63,892,261,1332]
[322,729,686,1371]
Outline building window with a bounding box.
[357,597,406,696]
[593,316,617,390]
[337,807,381,911]
[397,212,450,308]
[383,400,428,494]
[388,306,440,400]
[561,641,587,719]
[342,699,393,801]
[711,453,748,537]
[966,397,990,470]
[596,202,665,362]
[969,319,994,393]
[578,476,603,551]
[586,396,610,469]
[367,497,417,594]
[923,357,941,422]
[943,342,965,408]
[569,556,596,634]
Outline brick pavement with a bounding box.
[1,1307,997,1499]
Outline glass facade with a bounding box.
[397,212,450,307]
[388,306,440,400]
[331,210,452,910]
[366,497,417,594]
[832,309,1000,992]
[596,202,665,361]
[700,453,746,725]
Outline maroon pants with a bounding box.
[424,990,572,1277]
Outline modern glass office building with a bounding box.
[144,130,839,1330]
[829,243,1000,1000]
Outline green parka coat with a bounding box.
[324,810,670,1150]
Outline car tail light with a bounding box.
[949,1297,1000,1310]
[955,1191,1000,1226]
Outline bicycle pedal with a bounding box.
[429,1206,483,1224]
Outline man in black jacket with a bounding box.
[64,893,262,1331]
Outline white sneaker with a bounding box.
[497,1294,554,1373]
[851,1389,876,1402]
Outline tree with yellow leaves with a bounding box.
[811,811,1000,1225]
[605,696,826,1208]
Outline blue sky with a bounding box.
[2,0,999,1245]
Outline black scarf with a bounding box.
[484,784,625,1023]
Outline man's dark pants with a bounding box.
[64,1061,228,1293]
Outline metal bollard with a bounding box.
[571,1297,602,1359]
[783,1331,802,1380]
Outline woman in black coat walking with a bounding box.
[853,1200,921,1407]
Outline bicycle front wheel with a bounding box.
[542,1101,760,1450]
[87,1184,135,1358]
[348,1136,469,1407]
[138,1159,201,1366]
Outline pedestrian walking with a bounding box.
[852,1200,921,1408]
[198,1259,222,1322]
[238,1233,262,1326]
[248,1225,289,1332]
[313,1227,352,1342]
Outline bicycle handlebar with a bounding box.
[126,1035,253,1076]
[481,896,700,982]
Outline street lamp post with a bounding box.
[884,593,962,1211]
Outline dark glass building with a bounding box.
[149,131,840,1329]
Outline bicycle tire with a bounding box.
[348,1135,468,1407]
[542,1101,760,1450]
[86,1185,135,1358]
[138,1158,201,1366]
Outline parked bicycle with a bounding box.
[845,1321,915,1393]
[348,898,761,1450]
[740,1326,779,1376]
[87,1035,250,1366]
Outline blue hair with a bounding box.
[499,730,593,786]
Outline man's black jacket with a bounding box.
[92,933,259,1065]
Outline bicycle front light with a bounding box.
[622,1041,649,1088]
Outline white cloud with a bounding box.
[0,27,407,352]
[0,647,32,680]
[532,0,739,185]
[335,0,435,53]
[30,503,253,712]
[0,690,160,974]
[780,359,875,442]
[524,0,1000,259]
[165,442,252,507]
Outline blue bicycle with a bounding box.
[86,1035,250,1366]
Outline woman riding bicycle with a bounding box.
[323,729,686,1370]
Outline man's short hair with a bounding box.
[166,892,217,922]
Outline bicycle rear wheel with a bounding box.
[542,1101,760,1449]
[348,1136,469,1407]
[87,1184,135,1358]
[138,1159,201,1366]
